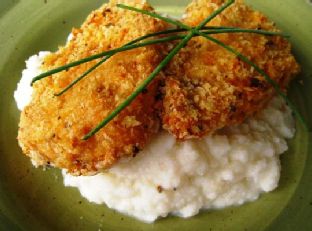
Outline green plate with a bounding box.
[0,0,312,230]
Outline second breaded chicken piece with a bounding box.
[18,0,167,175]
[161,0,300,139]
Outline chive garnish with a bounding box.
[82,32,196,140]
[31,34,182,86]
[83,0,235,140]
[30,0,307,140]
[33,27,286,89]
[116,1,308,131]
[55,28,286,96]
[198,34,308,128]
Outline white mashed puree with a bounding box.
[15,53,295,223]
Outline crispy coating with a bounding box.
[18,0,167,175]
[161,0,300,139]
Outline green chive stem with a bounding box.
[83,0,234,139]
[56,28,285,96]
[31,0,306,139]
[54,28,183,96]
[117,4,188,29]
[54,56,111,96]
[32,28,286,88]
[82,32,195,140]
[31,35,182,85]
[117,0,234,31]
[202,28,288,37]
[198,33,308,129]
[197,0,235,28]
[31,27,218,86]
[120,1,307,130]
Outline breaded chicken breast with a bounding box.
[18,0,167,175]
[161,0,300,139]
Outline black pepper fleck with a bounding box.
[157,185,163,193]
[132,145,140,156]
[266,40,275,47]
[195,43,202,49]
[250,77,265,88]
[102,9,112,17]
[159,80,166,87]
[198,124,204,131]
[236,92,243,99]
[155,92,163,101]
[230,105,237,112]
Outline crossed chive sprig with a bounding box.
[30,0,307,140]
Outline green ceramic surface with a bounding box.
[0,0,311,230]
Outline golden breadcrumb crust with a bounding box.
[18,0,300,175]
[18,0,167,175]
[161,0,300,139]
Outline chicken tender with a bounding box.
[161,0,300,139]
[18,0,167,175]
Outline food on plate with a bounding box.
[16,55,296,221]
[17,0,167,175]
[14,0,301,223]
[63,96,295,222]
[161,0,300,139]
